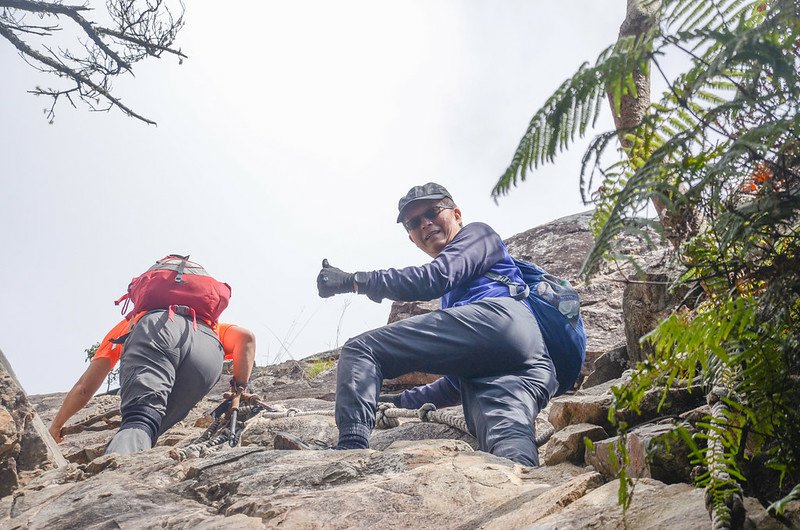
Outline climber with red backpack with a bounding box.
[48,255,256,455]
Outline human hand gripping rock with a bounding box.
[317,259,355,298]
[48,424,64,443]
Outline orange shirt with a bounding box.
[92,318,237,369]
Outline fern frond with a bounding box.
[769,483,800,516]
[666,0,759,34]
[492,32,655,199]
[497,0,800,503]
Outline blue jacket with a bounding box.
[358,222,528,409]
[360,222,525,307]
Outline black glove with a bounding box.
[317,259,355,298]
[377,392,403,407]
[229,377,248,394]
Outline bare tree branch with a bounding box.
[0,0,89,12]
[97,26,185,59]
[0,21,156,124]
[3,21,59,36]
[1,0,131,72]
[36,86,79,122]
[0,0,185,124]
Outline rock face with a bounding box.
[387,299,440,324]
[544,423,608,466]
[586,422,694,484]
[0,348,66,497]
[622,271,687,364]
[384,300,443,388]
[7,357,785,529]
[2,212,791,528]
[503,211,662,365]
[581,343,628,389]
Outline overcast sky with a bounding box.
[1,1,628,395]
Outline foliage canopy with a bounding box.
[497,0,799,512]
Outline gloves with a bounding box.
[317,259,355,298]
[229,377,248,394]
[377,392,403,407]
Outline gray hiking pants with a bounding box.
[336,296,558,466]
[105,310,223,455]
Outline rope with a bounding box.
[170,393,276,461]
[704,375,744,530]
[195,416,225,443]
[374,402,555,446]
[171,401,555,461]
[257,408,335,419]
[535,419,555,447]
[171,433,229,461]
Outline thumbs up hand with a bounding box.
[317,259,356,298]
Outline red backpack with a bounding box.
[115,254,231,328]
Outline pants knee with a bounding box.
[120,404,162,445]
[489,437,539,467]
[481,419,540,467]
[339,336,381,371]
[341,335,369,357]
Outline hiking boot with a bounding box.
[273,432,332,451]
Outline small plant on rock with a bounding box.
[305,359,334,380]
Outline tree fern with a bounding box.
[492,33,653,198]
[496,0,800,512]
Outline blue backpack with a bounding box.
[487,259,586,395]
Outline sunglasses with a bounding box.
[403,205,454,231]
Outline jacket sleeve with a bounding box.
[359,223,505,303]
[399,376,462,409]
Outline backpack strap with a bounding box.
[114,293,131,315]
[167,304,198,331]
[173,254,190,284]
[485,271,530,301]
[109,333,131,345]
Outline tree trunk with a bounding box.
[609,1,698,248]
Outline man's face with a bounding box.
[402,199,463,258]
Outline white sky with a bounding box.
[1,1,628,395]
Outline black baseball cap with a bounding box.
[396,182,453,223]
